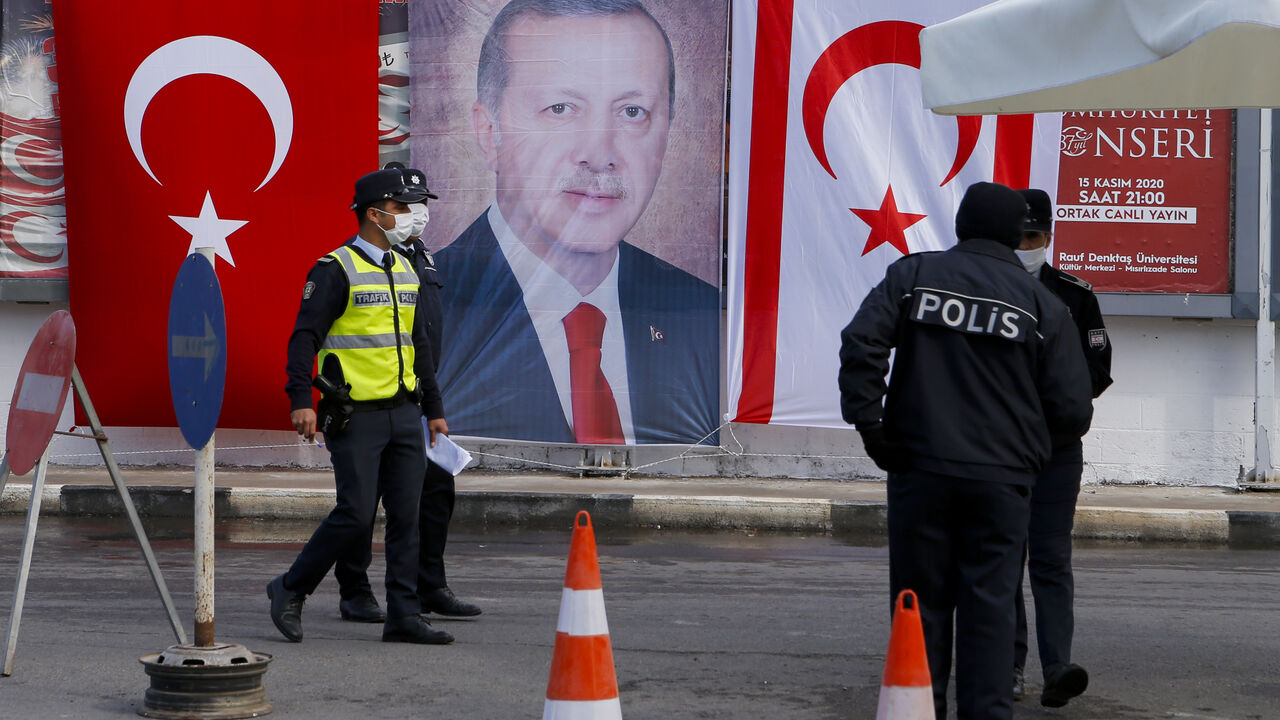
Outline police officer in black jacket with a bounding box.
[267,169,453,646]
[839,182,1093,720]
[1010,188,1112,708]
[334,166,482,622]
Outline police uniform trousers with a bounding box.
[1014,441,1084,678]
[336,458,457,598]
[283,400,426,619]
[888,469,1031,720]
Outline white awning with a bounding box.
[920,0,1280,115]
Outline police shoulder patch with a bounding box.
[1058,270,1092,291]
[302,281,316,300]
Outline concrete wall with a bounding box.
[1083,316,1253,486]
[0,306,1258,486]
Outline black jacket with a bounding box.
[839,239,1093,484]
[394,238,444,370]
[1038,264,1112,398]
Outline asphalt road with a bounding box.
[0,517,1278,719]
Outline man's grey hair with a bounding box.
[477,0,675,115]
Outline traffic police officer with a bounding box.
[268,169,453,645]
[1011,188,1113,707]
[334,165,483,622]
[839,182,1094,720]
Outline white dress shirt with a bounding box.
[489,204,635,443]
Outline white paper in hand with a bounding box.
[422,418,474,476]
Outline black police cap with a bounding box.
[351,169,427,210]
[955,181,1027,248]
[400,167,439,200]
[382,162,438,202]
[1018,188,1053,233]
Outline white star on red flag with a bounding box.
[169,191,248,267]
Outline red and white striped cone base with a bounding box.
[543,511,622,720]
[875,589,935,720]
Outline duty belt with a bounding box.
[349,386,421,413]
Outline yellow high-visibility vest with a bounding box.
[318,245,419,402]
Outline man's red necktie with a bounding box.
[562,302,625,444]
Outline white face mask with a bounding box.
[409,204,430,238]
[372,207,415,245]
[1015,246,1047,274]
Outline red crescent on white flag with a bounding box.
[801,20,981,187]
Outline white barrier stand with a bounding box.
[3,313,187,678]
[2,447,49,677]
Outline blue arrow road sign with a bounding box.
[167,254,226,449]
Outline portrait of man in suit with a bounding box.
[430,0,720,445]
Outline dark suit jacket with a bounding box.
[434,211,719,445]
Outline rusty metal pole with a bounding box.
[194,435,215,646]
[193,246,216,647]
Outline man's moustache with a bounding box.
[558,170,628,199]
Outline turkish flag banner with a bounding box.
[52,0,378,429]
[0,0,66,280]
[726,0,1062,428]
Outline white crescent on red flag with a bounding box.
[52,0,378,430]
[726,0,1064,429]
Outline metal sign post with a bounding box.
[194,435,215,646]
[1249,107,1278,485]
[168,247,226,647]
[140,248,270,719]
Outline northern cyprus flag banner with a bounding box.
[726,0,1063,428]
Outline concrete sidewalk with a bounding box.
[3,466,1280,546]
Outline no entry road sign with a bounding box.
[167,254,226,449]
[5,310,76,475]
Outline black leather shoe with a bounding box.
[339,593,386,623]
[382,614,454,645]
[1013,666,1025,701]
[266,574,305,642]
[420,587,482,617]
[1041,663,1089,708]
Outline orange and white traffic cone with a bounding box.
[875,589,934,720]
[543,511,622,720]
